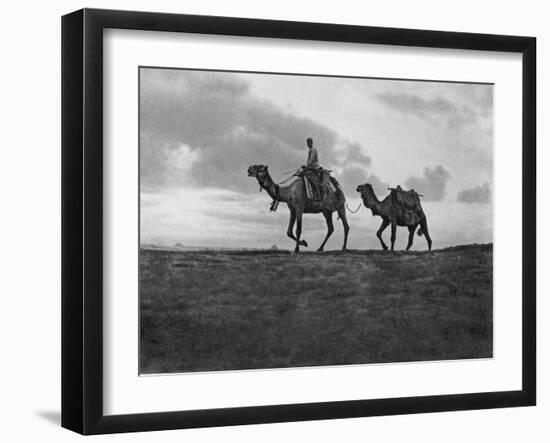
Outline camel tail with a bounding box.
[417,226,424,237]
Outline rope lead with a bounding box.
[346,202,362,213]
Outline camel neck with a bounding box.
[363,190,381,213]
[258,174,281,201]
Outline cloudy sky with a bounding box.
[140,67,493,250]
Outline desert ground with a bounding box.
[139,244,492,374]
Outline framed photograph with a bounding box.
[62,8,536,435]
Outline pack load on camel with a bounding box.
[389,185,425,226]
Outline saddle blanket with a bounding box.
[303,176,337,201]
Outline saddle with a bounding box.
[389,186,425,224]
[296,167,337,201]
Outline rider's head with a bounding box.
[306,138,313,148]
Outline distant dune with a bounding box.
[140,243,493,374]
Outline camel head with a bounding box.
[356,183,377,207]
[247,164,269,178]
[356,183,372,195]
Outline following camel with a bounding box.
[356,183,432,251]
[247,165,349,252]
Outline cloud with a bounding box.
[457,182,491,203]
[139,71,493,250]
[340,166,389,197]
[375,91,477,128]
[140,69,368,193]
[463,84,494,118]
[377,92,453,114]
[345,143,371,166]
[405,165,451,201]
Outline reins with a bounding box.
[277,175,298,186]
[281,168,300,176]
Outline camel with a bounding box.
[247,165,349,252]
[356,183,432,251]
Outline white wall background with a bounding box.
[0,0,546,441]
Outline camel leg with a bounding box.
[377,219,390,250]
[286,209,297,243]
[337,206,349,250]
[294,208,305,253]
[420,218,432,251]
[406,225,416,251]
[317,211,334,252]
[390,220,397,251]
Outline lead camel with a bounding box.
[247,165,349,253]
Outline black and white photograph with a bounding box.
[139,67,494,374]
[0,0,538,439]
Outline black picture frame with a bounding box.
[62,8,536,435]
